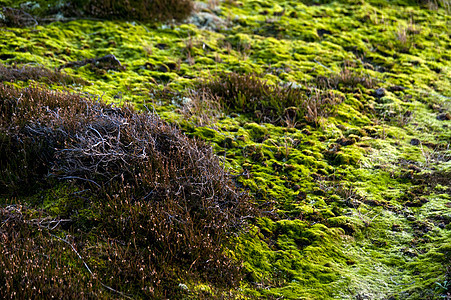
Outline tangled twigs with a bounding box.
[1,83,255,296]
[0,7,37,27]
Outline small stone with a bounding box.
[337,137,355,146]
[437,112,451,121]
[410,138,420,146]
[96,54,123,69]
[374,88,386,98]
[157,65,169,73]
[406,215,416,221]
[188,12,227,31]
[302,129,312,135]
[392,224,401,231]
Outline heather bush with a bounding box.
[0,83,253,298]
[72,0,194,22]
[315,67,377,90]
[0,7,37,27]
[199,72,341,125]
[0,63,87,85]
[0,206,105,299]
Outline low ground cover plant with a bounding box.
[199,72,342,125]
[69,0,194,22]
[0,83,253,298]
[0,0,450,298]
[315,67,378,91]
[0,0,194,27]
[0,63,87,85]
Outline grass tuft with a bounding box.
[315,67,378,91]
[199,72,342,125]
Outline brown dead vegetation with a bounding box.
[0,83,254,298]
[199,72,342,126]
[315,67,378,91]
[0,63,88,85]
[71,0,194,22]
[0,7,37,27]
[0,205,104,299]
[1,0,194,28]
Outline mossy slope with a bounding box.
[0,0,450,298]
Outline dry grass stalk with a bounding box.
[199,72,342,125]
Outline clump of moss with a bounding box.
[199,72,341,125]
[0,83,254,298]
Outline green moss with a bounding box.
[1,0,450,298]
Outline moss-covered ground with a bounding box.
[1,0,450,298]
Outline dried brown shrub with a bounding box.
[0,83,254,298]
[0,206,106,299]
[0,63,88,85]
[0,7,37,27]
[72,0,194,22]
[199,72,341,125]
[315,67,377,90]
[181,88,223,126]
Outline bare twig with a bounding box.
[59,176,101,188]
